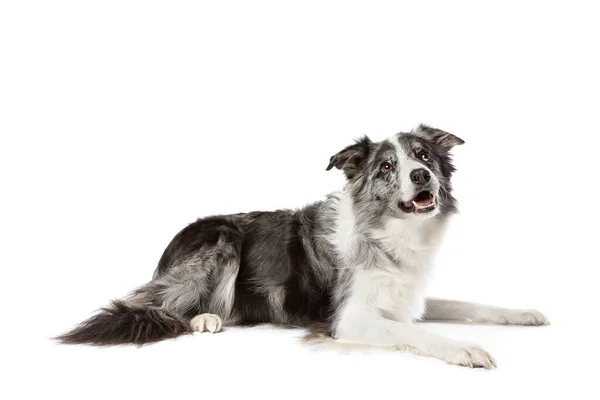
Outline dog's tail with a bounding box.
[55,289,191,346]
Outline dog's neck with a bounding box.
[326,189,450,267]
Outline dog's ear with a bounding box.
[416,124,465,149]
[326,136,374,179]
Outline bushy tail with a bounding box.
[55,299,191,346]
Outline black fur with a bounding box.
[57,125,463,346]
[55,300,190,346]
[326,135,375,179]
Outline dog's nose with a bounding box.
[410,168,431,185]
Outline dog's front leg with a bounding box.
[335,314,497,368]
[421,298,550,325]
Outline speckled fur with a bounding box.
[56,124,548,368]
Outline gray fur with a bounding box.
[57,125,547,367]
[57,126,461,345]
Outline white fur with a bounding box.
[333,190,448,327]
[423,298,550,325]
[328,170,501,367]
[309,322,497,368]
[330,191,358,258]
[190,313,223,333]
[268,287,286,323]
[323,181,549,368]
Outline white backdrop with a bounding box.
[1,1,598,399]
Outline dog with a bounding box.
[57,124,549,368]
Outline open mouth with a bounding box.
[399,191,437,213]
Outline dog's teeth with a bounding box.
[412,201,419,209]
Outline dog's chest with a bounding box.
[363,248,435,322]
[339,220,446,324]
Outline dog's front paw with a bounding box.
[438,343,497,369]
[496,309,550,326]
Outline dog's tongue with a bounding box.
[414,197,433,207]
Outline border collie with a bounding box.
[57,124,549,368]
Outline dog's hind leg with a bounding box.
[187,254,240,334]
[158,239,241,332]
[207,254,240,322]
[420,298,550,326]
[152,217,244,330]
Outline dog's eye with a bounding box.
[419,151,432,162]
[381,162,393,173]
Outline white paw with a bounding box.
[495,309,550,326]
[190,314,223,333]
[438,343,497,369]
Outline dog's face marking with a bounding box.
[327,124,464,221]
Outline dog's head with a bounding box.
[326,124,464,221]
